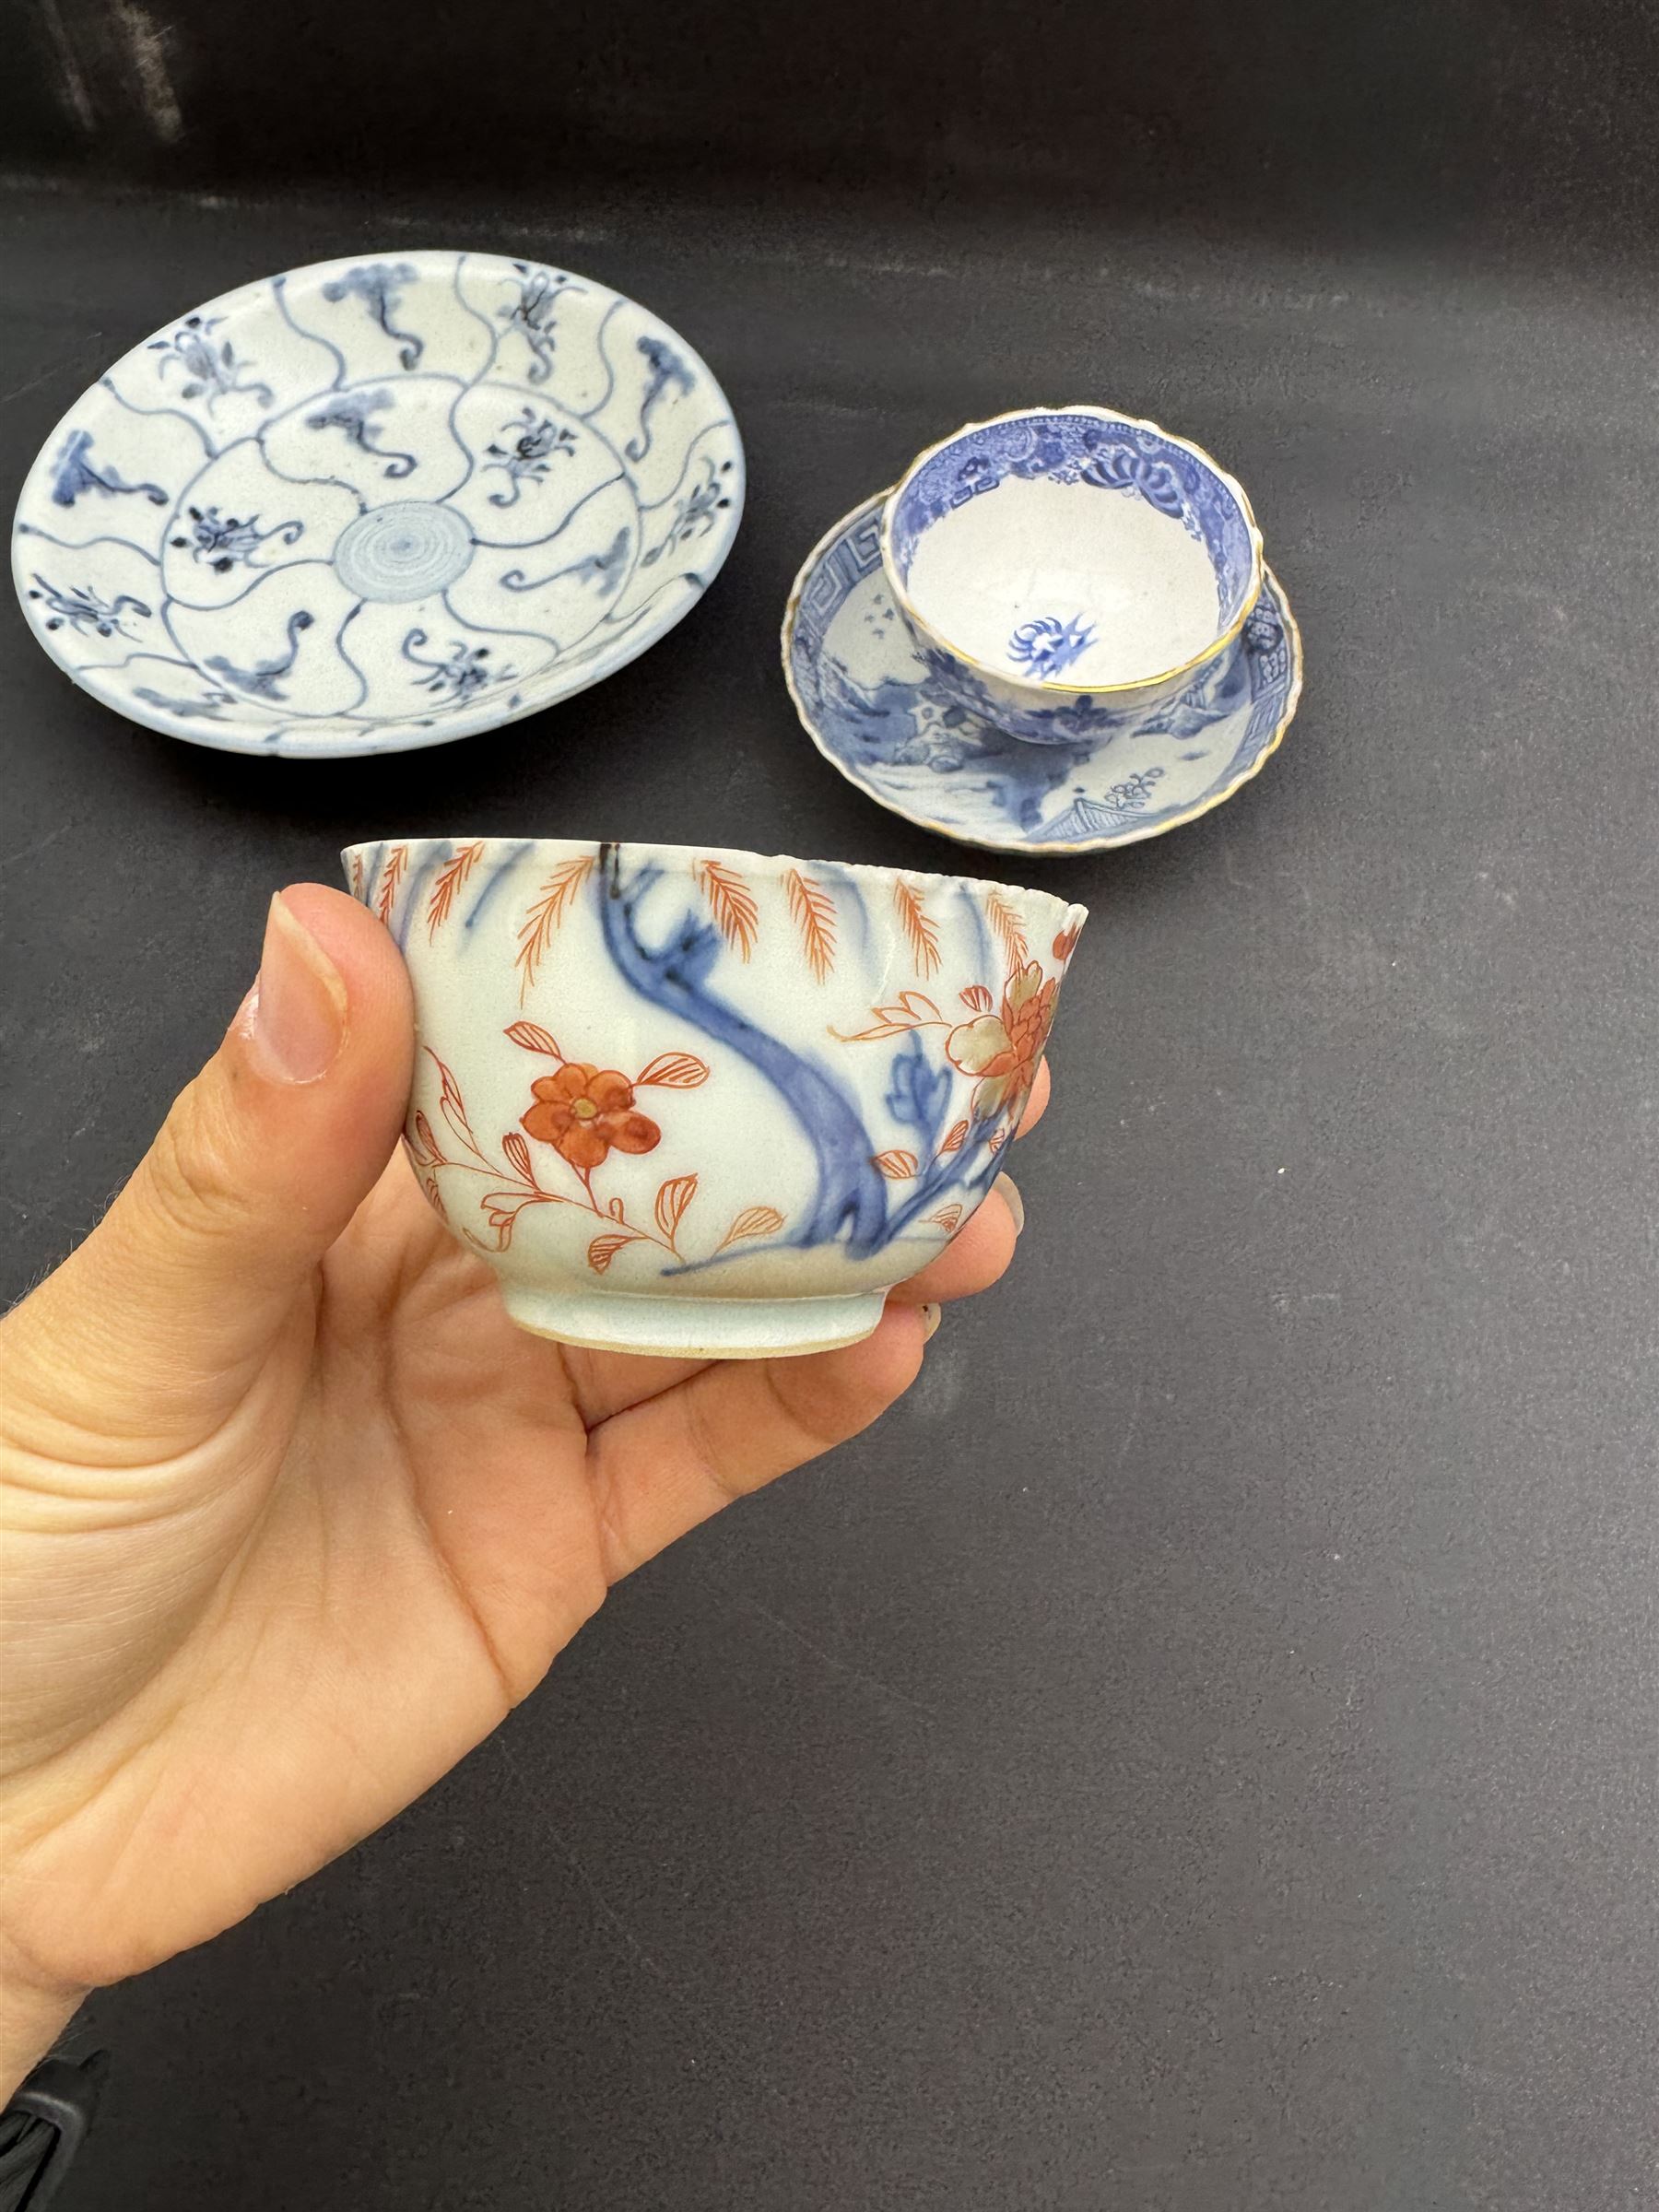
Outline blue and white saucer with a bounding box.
[12,252,744,758]
[782,492,1301,853]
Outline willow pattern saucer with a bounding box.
[12,252,744,757]
[782,491,1300,853]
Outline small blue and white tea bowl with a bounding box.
[347,835,1085,1358]
[879,406,1264,746]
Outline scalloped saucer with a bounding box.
[12,251,744,758]
[782,490,1301,853]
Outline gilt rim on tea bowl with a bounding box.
[878,404,1265,700]
[11,250,745,758]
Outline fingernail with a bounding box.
[994,1171,1025,1236]
[921,1302,942,1343]
[243,894,348,1084]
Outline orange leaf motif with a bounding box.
[830,993,947,1043]
[515,853,596,1004]
[427,1048,477,1154]
[714,1204,786,1253]
[502,1130,535,1182]
[785,867,837,982]
[960,983,994,1014]
[587,1231,637,1275]
[423,1175,447,1221]
[504,1019,563,1058]
[410,1111,443,1165]
[870,1149,919,1181]
[349,851,366,900]
[696,858,759,959]
[427,841,486,938]
[939,1120,970,1155]
[986,891,1029,968]
[892,878,940,978]
[831,1016,912,1042]
[654,1172,698,1242]
[926,1204,964,1234]
[637,1051,710,1088]
[376,843,408,926]
[607,1194,627,1222]
[484,1189,561,1251]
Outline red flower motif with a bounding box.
[522,1063,661,1171]
[946,961,1057,1123]
[1053,922,1081,965]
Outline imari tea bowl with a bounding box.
[880,406,1263,746]
[346,837,1087,1358]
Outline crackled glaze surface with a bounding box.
[347,837,1085,1356]
[12,252,743,756]
[785,492,1300,853]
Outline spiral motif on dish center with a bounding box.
[332,500,475,603]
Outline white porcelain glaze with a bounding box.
[347,837,1085,1357]
[905,470,1223,688]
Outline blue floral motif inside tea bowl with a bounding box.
[11,252,744,757]
[783,490,1301,854]
[880,406,1264,746]
[347,836,1085,1359]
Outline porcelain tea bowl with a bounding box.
[347,836,1086,1358]
[879,406,1263,746]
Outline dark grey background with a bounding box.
[5,5,1659,2206]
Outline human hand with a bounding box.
[0,885,1042,2089]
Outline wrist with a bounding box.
[0,1981,82,2104]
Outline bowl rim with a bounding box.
[877,403,1265,700]
[341,833,1088,931]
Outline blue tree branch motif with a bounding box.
[595,846,893,1258]
[861,1025,1007,1241]
[50,429,167,510]
[205,609,314,699]
[303,391,416,477]
[321,265,424,369]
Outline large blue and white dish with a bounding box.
[11,252,744,757]
[880,406,1263,746]
[784,491,1300,853]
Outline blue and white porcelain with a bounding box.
[880,406,1263,746]
[12,252,744,757]
[347,835,1084,1358]
[784,490,1300,853]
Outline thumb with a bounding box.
[8,884,413,1440]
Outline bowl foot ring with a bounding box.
[500,1285,888,1360]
